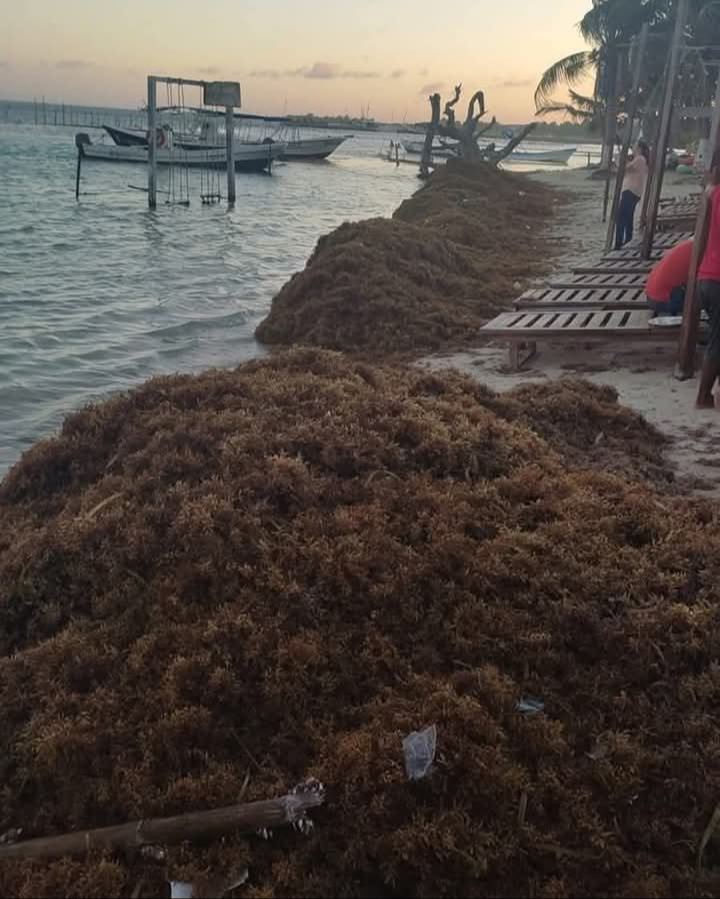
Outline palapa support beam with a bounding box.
[641,0,689,260]
[0,782,325,862]
[605,24,650,252]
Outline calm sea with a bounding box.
[0,100,596,475]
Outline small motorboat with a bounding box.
[402,139,459,158]
[506,147,576,165]
[280,135,352,160]
[79,130,285,173]
[402,137,575,165]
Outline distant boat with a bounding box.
[78,132,284,173]
[402,138,576,165]
[402,139,458,157]
[280,135,352,160]
[507,147,576,164]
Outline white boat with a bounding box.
[280,135,351,160]
[402,139,458,157]
[402,138,576,165]
[77,133,285,172]
[507,147,576,164]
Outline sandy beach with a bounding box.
[421,166,718,493]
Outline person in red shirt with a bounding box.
[696,154,720,408]
[645,238,693,316]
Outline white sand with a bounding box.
[421,167,720,492]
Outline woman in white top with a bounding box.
[615,140,650,250]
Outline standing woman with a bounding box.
[615,140,650,250]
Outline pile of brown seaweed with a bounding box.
[255,160,561,355]
[1,351,718,899]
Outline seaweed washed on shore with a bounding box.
[1,351,719,898]
[255,160,564,355]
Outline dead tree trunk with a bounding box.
[420,93,442,178]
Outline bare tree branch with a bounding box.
[444,83,463,127]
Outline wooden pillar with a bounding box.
[225,106,236,206]
[605,26,650,251]
[602,47,623,222]
[641,0,689,259]
[147,76,157,210]
[708,71,720,167]
[675,193,711,378]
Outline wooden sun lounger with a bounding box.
[515,286,647,311]
[481,308,678,370]
[602,246,664,262]
[574,259,653,275]
[657,200,699,232]
[550,272,648,290]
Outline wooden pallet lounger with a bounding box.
[481,308,679,370]
[515,286,647,310]
[550,272,649,290]
[574,259,653,275]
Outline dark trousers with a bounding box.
[615,189,641,249]
[700,280,720,362]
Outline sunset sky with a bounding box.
[1,0,591,122]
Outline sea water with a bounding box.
[0,104,598,475]
[0,118,420,474]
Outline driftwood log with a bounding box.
[0,782,325,862]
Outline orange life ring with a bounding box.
[146,127,166,148]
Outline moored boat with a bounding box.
[78,133,285,172]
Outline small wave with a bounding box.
[148,309,249,339]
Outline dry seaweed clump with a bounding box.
[255,160,561,355]
[498,379,673,487]
[2,351,720,898]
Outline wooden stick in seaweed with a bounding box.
[0,782,325,862]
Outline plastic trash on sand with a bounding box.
[649,316,683,328]
[403,724,437,781]
[516,698,544,715]
[170,884,194,899]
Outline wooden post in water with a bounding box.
[605,25,650,251]
[147,76,158,209]
[641,0,689,259]
[225,105,236,206]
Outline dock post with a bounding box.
[147,76,157,209]
[225,105,236,206]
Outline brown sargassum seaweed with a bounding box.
[0,351,718,898]
[255,160,562,354]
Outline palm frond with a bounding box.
[534,51,596,111]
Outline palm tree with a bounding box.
[535,0,669,166]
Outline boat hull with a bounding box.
[80,140,285,172]
[280,136,350,160]
[402,140,576,165]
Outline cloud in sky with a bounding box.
[249,62,380,80]
[340,69,380,79]
[419,81,445,95]
[391,68,406,79]
[305,61,341,79]
[496,78,533,89]
[55,59,96,70]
